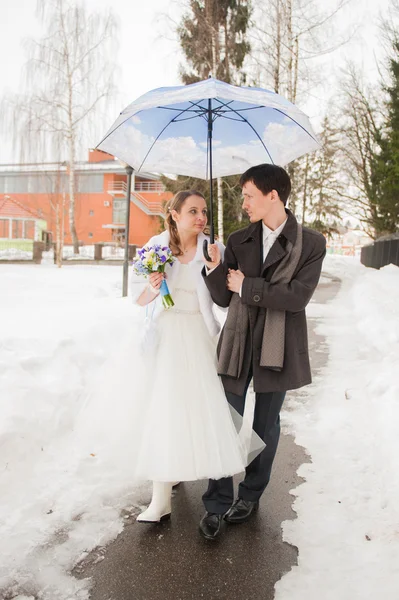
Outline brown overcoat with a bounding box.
[203,210,326,395]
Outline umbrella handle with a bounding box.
[203,239,212,262]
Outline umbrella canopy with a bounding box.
[97,77,320,180]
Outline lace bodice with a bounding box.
[170,263,200,314]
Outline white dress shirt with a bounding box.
[261,218,287,263]
[238,218,287,296]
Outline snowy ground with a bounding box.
[276,257,399,600]
[1,265,148,599]
[1,256,398,599]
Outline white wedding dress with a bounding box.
[75,262,263,484]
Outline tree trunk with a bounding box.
[301,155,309,224]
[59,192,65,267]
[205,0,215,76]
[217,177,224,243]
[213,1,220,78]
[50,170,64,268]
[274,0,282,93]
[286,0,298,215]
[68,133,79,254]
[288,162,296,214]
[55,193,62,268]
[292,35,299,105]
[286,0,293,102]
[224,13,230,82]
[206,0,224,242]
[63,4,79,256]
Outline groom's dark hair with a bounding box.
[239,164,291,206]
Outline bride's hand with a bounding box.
[149,272,165,291]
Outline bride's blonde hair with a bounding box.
[164,190,207,256]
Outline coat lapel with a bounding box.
[234,221,263,277]
[261,239,287,274]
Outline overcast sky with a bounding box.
[0,0,393,163]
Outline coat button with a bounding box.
[253,294,260,302]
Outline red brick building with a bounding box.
[0,196,44,242]
[0,150,172,248]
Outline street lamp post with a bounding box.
[122,165,134,297]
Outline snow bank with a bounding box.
[277,256,399,600]
[0,265,149,599]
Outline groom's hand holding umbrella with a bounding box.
[203,244,221,271]
[204,245,245,293]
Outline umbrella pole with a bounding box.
[122,165,133,297]
[203,99,214,261]
[208,99,215,244]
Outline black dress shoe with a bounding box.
[199,512,223,540]
[224,498,259,524]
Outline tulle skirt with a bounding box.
[74,307,263,483]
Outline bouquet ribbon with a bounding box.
[159,278,174,309]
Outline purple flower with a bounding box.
[132,242,175,277]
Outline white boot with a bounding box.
[137,482,173,523]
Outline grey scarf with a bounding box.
[218,223,303,378]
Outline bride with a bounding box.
[75,189,263,533]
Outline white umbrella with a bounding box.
[97,78,319,288]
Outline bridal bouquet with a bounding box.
[132,244,176,309]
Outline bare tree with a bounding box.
[290,114,342,237]
[247,0,352,215]
[336,66,384,238]
[249,0,351,103]
[1,0,118,254]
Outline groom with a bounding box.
[199,163,326,541]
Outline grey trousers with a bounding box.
[202,372,286,514]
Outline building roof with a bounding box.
[0,196,40,219]
[0,160,162,180]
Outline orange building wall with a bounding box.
[0,174,172,246]
[4,192,56,232]
[88,149,114,163]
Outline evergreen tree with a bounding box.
[178,0,251,84]
[221,175,251,238]
[371,42,399,236]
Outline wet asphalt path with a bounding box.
[75,273,341,600]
